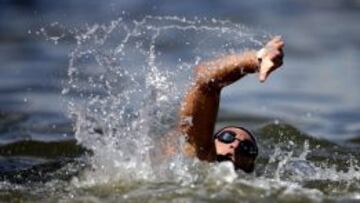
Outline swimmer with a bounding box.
[178,36,284,172]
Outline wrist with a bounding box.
[240,51,260,74]
[256,48,266,71]
[256,48,266,60]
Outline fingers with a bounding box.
[279,48,284,58]
[259,59,274,82]
[266,36,284,50]
[274,48,284,66]
[269,49,281,60]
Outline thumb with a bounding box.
[259,59,274,82]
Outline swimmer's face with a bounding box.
[214,127,258,173]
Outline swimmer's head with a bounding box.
[214,126,258,173]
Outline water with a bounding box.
[1,1,360,202]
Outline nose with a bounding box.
[229,141,239,149]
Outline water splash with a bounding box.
[56,16,265,184]
[21,16,360,202]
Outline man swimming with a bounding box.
[178,36,284,172]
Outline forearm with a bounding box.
[195,51,259,89]
[178,51,259,160]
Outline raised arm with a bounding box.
[178,36,284,161]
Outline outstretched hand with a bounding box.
[257,36,284,82]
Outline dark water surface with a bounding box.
[0,0,360,202]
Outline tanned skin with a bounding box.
[178,36,285,162]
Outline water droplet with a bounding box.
[274,119,280,125]
[62,88,69,95]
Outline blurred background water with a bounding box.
[1,0,359,141]
[0,0,360,202]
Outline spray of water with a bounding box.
[52,16,265,185]
[35,16,360,201]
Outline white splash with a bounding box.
[57,16,264,185]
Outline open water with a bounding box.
[0,1,360,202]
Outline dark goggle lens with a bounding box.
[218,132,236,143]
[237,140,258,157]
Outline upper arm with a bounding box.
[178,78,219,161]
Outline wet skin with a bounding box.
[178,37,284,171]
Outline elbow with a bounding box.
[193,64,221,92]
[195,63,215,85]
[194,64,210,87]
[194,64,206,79]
